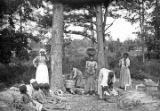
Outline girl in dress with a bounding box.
[33,49,49,84]
[119,53,132,89]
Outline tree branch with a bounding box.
[64,30,97,43]
[105,20,116,31]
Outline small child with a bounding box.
[32,82,47,104]
[43,83,51,97]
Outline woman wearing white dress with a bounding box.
[33,49,49,84]
[119,53,132,89]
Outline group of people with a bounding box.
[18,79,68,111]
[32,48,132,101]
[70,52,132,100]
[15,48,68,111]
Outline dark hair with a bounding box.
[39,83,44,89]
[123,53,129,57]
[108,72,114,79]
[108,72,114,89]
[19,85,27,94]
[44,83,50,91]
[32,82,39,91]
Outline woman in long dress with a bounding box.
[84,56,97,95]
[119,53,132,89]
[33,49,49,84]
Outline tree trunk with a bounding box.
[96,4,106,71]
[50,2,65,91]
[91,18,95,47]
[140,0,145,63]
[103,7,109,68]
[155,0,160,40]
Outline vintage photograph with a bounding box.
[0,0,160,111]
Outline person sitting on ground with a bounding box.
[39,83,60,103]
[42,83,51,97]
[26,79,37,98]
[19,84,43,111]
[98,68,117,100]
[32,82,47,104]
[32,82,67,110]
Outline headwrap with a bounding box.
[39,48,46,54]
[30,79,36,84]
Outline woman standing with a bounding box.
[119,53,132,89]
[33,49,49,84]
[85,56,97,95]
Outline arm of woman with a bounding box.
[119,59,122,67]
[33,56,39,67]
[98,69,103,85]
[45,55,49,61]
[72,68,77,79]
[126,58,130,68]
[94,62,98,79]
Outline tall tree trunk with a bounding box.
[155,0,159,40]
[50,2,65,91]
[103,7,109,68]
[142,0,145,63]
[139,0,145,63]
[96,4,105,71]
[91,18,95,47]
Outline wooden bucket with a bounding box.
[65,80,75,89]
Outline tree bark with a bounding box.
[96,4,106,71]
[50,2,65,91]
[103,7,109,68]
[139,0,145,63]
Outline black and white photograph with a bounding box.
[0,0,160,111]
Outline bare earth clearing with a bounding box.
[0,80,160,111]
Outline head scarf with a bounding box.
[39,48,46,55]
[30,79,36,84]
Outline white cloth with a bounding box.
[110,88,118,96]
[98,68,116,99]
[36,63,49,84]
[26,84,34,98]
[99,68,116,87]
[30,79,36,84]
[119,58,130,68]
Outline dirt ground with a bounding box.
[57,94,123,111]
[1,79,160,111]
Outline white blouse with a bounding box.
[119,58,130,68]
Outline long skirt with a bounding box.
[85,75,95,92]
[119,67,131,88]
[75,76,86,88]
[36,64,49,84]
